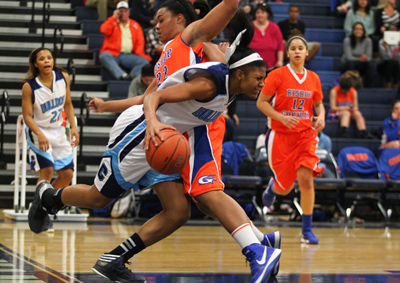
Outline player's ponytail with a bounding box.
[224,9,265,74]
[160,0,198,27]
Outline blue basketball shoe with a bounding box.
[242,243,282,283]
[262,179,276,208]
[261,231,281,277]
[301,231,319,245]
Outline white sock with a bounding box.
[231,223,260,249]
[250,221,265,242]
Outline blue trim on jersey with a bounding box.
[55,70,65,83]
[31,152,54,170]
[25,127,53,161]
[265,129,277,181]
[109,113,145,149]
[54,154,73,171]
[27,78,42,105]
[191,125,214,184]
[120,130,146,162]
[138,170,182,188]
[183,63,229,98]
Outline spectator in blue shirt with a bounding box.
[381,100,400,148]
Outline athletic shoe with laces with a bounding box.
[242,243,282,283]
[28,181,54,234]
[262,179,276,208]
[92,254,146,283]
[301,231,319,245]
[261,231,281,277]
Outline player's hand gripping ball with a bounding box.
[145,129,190,175]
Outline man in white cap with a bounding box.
[99,1,151,80]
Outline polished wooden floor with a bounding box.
[0,212,400,283]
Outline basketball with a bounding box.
[145,129,190,175]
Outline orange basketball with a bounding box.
[145,129,190,175]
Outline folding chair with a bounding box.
[314,148,347,220]
[337,146,388,222]
[378,148,400,221]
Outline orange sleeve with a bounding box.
[261,68,281,96]
[312,72,323,101]
[100,17,117,36]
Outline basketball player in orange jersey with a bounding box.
[30,3,280,283]
[257,35,326,245]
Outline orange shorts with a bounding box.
[180,114,225,197]
[266,128,324,191]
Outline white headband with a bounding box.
[228,53,264,69]
[225,29,264,69]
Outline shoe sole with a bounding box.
[301,237,319,245]
[28,186,51,234]
[92,265,146,283]
[254,248,282,283]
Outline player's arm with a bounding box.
[203,42,226,62]
[313,100,325,132]
[89,79,157,113]
[63,72,80,147]
[143,74,216,149]
[182,0,238,47]
[22,83,49,151]
[257,91,299,129]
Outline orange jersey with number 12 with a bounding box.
[261,64,323,133]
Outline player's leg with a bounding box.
[339,109,351,138]
[37,167,54,184]
[194,191,281,282]
[297,166,319,245]
[53,168,73,189]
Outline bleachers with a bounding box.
[1,0,398,221]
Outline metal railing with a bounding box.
[78,93,90,170]
[0,90,10,169]
[67,58,76,89]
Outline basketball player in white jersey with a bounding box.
[22,48,79,190]
[29,31,282,283]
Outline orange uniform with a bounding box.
[154,34,225,197]
[261,65,324,190]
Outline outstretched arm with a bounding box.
[89,79,158,113]
[182,0,238,47]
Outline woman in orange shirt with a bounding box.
[257,35,325,245]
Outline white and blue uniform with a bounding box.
[26,70,73,171]
[95,62,234,198]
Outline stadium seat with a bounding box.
[337,146,388,222]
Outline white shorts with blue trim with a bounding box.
[26,126,73,171]
[94,105,181,199]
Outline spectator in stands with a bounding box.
[145,24,164,65]
[340,22,373,87]
[249,3,284,74]
[129,0,156,28]
[344,0,375,37]
[84,0,123,21]
[381,100,400,148]
[22,48,79,190]
[329,73,373,138]
[278,5,321,63]
[377,24,400,89]
[128,63,154,97]
[99,1,151,80]
[223,99,239,142]
[373,0,400,53]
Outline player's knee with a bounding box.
[40,167,54,180]
[58,169,73,182]
[167,206,191,225]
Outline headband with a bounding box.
[287,35,308,48]
[225,29,264,69]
